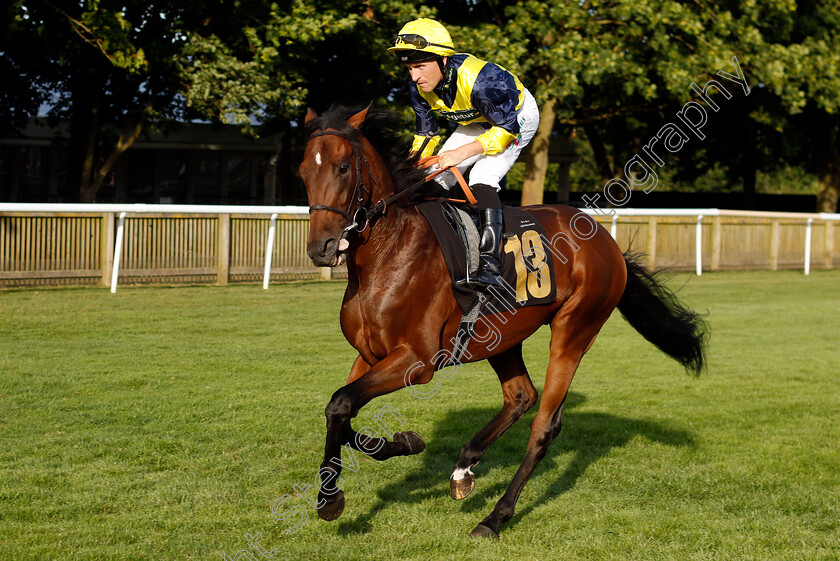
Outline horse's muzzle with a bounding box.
[307,237,347,267]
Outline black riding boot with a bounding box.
[468,208,505,290]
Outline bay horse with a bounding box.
[299,104,706,539]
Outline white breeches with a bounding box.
[434,88,540,191]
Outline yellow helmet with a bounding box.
[388,18,456,63]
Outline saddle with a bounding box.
[417,200,557,315]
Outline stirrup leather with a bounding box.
[458,208,504,290]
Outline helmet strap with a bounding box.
[436,56,447,77]
[440,58,456,93]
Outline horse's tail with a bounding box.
[617,253,708,374]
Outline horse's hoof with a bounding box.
[394,431,425,455]
[469,523,499,540]
[316,490,345,521]
[449,472,475,500]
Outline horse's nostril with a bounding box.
[322,238,337,255]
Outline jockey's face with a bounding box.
[405,58,446,92]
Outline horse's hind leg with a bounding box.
[450,343,537,500]
[470,308,609,539]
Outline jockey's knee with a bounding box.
[471,183,501,210]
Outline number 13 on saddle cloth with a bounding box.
[417,201,557,314]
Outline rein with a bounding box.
[306,128,475,234]
[368,156,476,218]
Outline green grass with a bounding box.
[1,271,839,560]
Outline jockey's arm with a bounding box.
[470,62,523,156]
[475,126,517,155]
[411,133,441,158]
[437,139,484,169]
[409,88,440,158]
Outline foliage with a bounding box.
[179,33,288,133]
[177,0,433,130]
[2,1,839,206]
[2,1,201,200]
[437,1,839,207]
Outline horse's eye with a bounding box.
[338,163,350,175]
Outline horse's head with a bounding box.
[300,105,373,267]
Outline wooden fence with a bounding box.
[0,205,339,288]
[601,213,839,271]
[1,204,838,289]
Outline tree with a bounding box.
[1,0,284,202]
[177,0,432,201]
[5,1,167,201]
[748,0,840,212]
[502,1,767,205]
[179,1,437,125]
[443,1,838,211]
[6,0,835,210]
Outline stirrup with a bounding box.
[470,263,504,290]
[457,255,503,290]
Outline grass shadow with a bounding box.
[336,391,694,535]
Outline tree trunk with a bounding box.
[78,103,99,202]
[264,150,279,205]
[607,115,630,181]
[521,98,556,206]
[816,169,839,213]
[556,160,571,203]
[69,66,104,203]
[741,120,757,210]
[583,122,614,185]
[81,115,145,202]
[279,120,299,205]
[816,124,840,213]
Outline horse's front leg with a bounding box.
[346,354,371,384]
[340,354,424,461]
[317,345,433,521]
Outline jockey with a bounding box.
[389,17,540,290]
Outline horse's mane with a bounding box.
[305,105,448,201]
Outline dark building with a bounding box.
[0,120,295,205]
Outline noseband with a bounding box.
[307,129,376,233]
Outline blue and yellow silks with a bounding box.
[410,54,525,158]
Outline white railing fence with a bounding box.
[1,203,838,291]
[596,208,840,276]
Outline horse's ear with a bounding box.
[347,102,373,130]
[305,108,318,125]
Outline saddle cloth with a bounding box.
[417,200,557,315]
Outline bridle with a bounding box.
[306,126,473,235]
[307,129,376,234]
